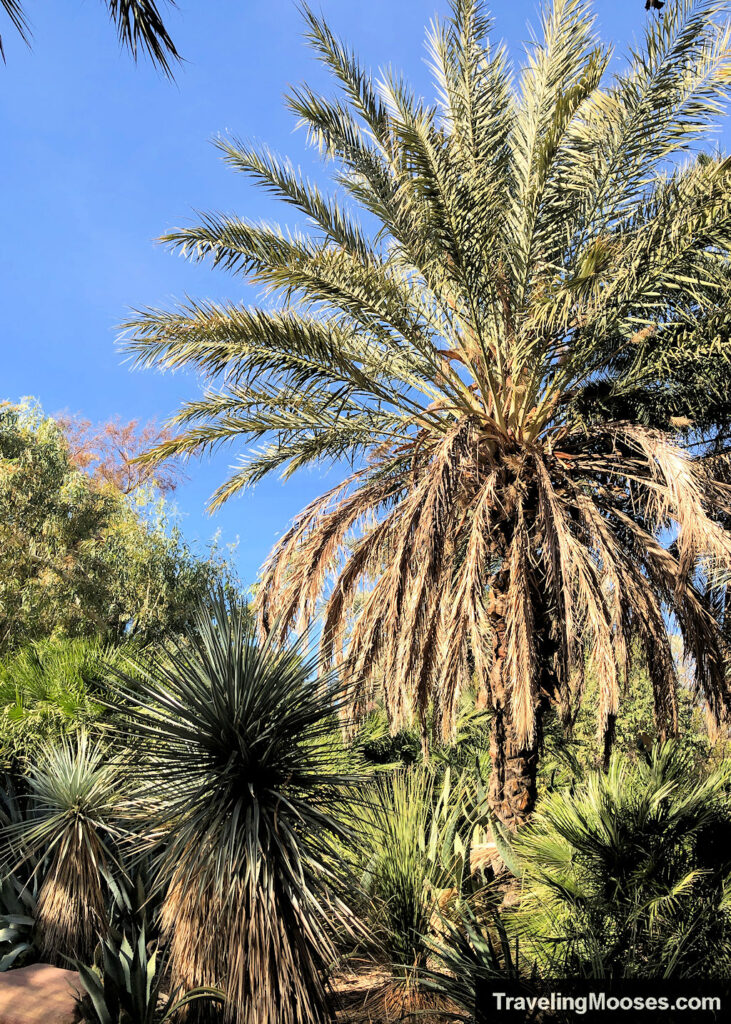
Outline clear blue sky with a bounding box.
[2,0,727,586]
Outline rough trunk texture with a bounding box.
[486,559,554,829]
[488,703,541,828]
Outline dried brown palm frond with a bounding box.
[124,0,731,825]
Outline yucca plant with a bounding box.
[512,743,731,978]
[125,0,731,825]
[1,733,128,964]
[110,592,359,1024]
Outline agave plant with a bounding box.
[0,779,38,972]
[512,743,731,978]
[1,733,128,964]
[421,906,525,1022]
[111,592,359,1024]
[126,0,731,825]
[76,870,223,1024]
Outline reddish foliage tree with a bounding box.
[58,415,185,495]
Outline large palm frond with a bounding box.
[0,0,179,75]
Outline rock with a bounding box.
[0,964,82,1024]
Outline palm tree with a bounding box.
[125,0,731,825]
[112,592,358,1024]
[0,0,179,74]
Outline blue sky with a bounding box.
[2,0,727,586]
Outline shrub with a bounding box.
[514,743,731,978]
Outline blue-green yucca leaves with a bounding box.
[512,742,731,978]
[124,0,731,826]
[1,732,130,964]
[108,591,361,1024]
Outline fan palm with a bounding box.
[512,743,731,977]
[0,0,179,74]
[125,0,731,824]
[111,592,359,1024]
[0,637,127,766]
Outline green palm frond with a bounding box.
[0,0,179,74]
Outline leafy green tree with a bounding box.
[126,0,731,825]
[0,0,179,74]
[0,400,238,651]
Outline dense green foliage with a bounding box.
[516,745,731,978]
[0,638,124,767]
[0,400,238,652]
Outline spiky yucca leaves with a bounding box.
[513,743,731,978]
[125,0,731,824]
[112,593,358,1024]
[1,733,127,964]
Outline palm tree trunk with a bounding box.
[488,702,541,828]
[486,572,551,828]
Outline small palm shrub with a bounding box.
[0,638,126,768]
[2,733,128,963]
[112,592,359,1024]
[513,743,731,978]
